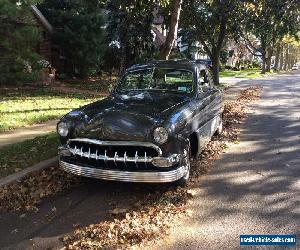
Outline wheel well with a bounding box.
[189,132,198,158]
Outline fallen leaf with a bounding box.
[11,228,18,234]
[109,208,128,215]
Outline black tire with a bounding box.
[175,144,191,187]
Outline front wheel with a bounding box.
[175,147,191,187]
[215,119,223,135]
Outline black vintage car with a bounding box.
[57,60,223,185]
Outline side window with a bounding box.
[153,69,194,93]
[120,69,153,90]
[198,68,213,92]
[199,70,207,84]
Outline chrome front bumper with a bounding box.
[59,160,186,183]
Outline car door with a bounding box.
[193,66,223,153]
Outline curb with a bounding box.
[0,156,58,188]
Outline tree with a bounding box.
[240,0,300,73]
[181,0,241,85]
[39,0,105,77]
[106,0,157,71]
[0,0,40,84]
[281,35,300,69]
[159,0,183,59]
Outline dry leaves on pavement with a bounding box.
[63,188,191,249]
[0,167,80,211]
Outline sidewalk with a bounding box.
[0,120,57,148]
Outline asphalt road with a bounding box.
[0,72,299,249]
[0,179,168,249]
[153,72,300,249]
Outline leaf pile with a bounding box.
[223,86,262,141]
[63,188,190,249]
[238,86,263,103]
[0,167,80,211]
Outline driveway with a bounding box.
[153,72,300,249]
[0,72,299,249]
[0,120,57,148]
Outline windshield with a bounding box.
[117,68,194,94]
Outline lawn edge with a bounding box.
[0,156,58,188]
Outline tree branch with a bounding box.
[196,33,212,58]
[160,0,183,59]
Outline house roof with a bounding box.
[31,5,53,33]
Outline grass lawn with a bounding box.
[62,75,118,92]
[219,68,276,79]
[0,88,99,133]
[0,133,59,178]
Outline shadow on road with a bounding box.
[0,179,172,249]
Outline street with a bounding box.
[153,72,300,249]
[0,72,300,249]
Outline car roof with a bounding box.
[126,59,207,72]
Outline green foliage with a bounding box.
[180,0,241,84]
[102,44,122,74]
[242,0,300,44]
[106,0,157,70]
[240,0,300,72]
[220,50,229,66]
[0,0,40,84]
[39,0,105,77]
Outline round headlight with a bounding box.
[153,127,168,144]
[57,122,69,137]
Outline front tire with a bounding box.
[216,119,223,135]
[175,146,191,187]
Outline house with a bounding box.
[31,5,53,64]
[31,5,69,74]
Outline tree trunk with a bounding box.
[211,54,220,85]
[283,45,289,70]
[279,45,284,70]
[274,43,281,71]
[159,0,183,60]
[265,57,271,72]
[261,53,266,74]
[265,47,273,72]
[289,47,295,69]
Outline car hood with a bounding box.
[63,91,191,141]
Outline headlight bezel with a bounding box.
[153,127,168,145]
[57,122,69,137]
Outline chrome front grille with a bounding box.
[66,138,161,166]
